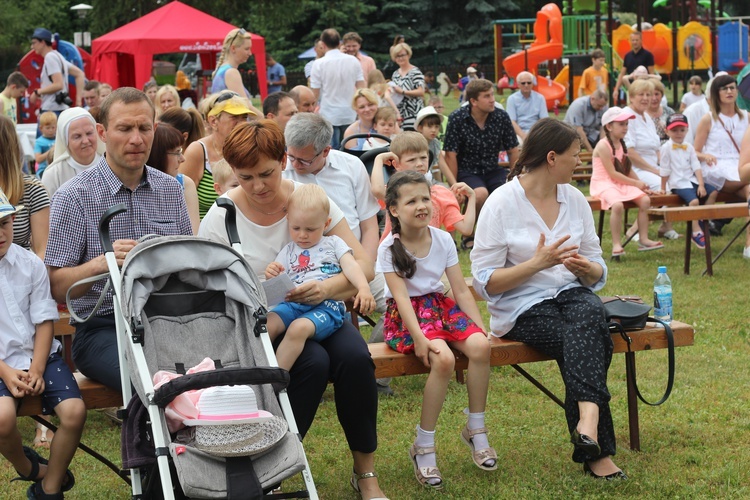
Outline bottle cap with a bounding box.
[658,266,667,273]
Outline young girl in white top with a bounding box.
[376,170,496,490]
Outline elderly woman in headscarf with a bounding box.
[41,108,102,196]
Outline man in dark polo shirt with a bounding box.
[613,30,655,104]
[444,79,518,213]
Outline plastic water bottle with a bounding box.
[653,266,672,323]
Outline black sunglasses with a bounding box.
[230,28,247,46]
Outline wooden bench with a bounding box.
[32,284,694,458]
[648,202,749,276]
[587,192,744,244]
[361,278,694,451]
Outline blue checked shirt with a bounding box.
[45,157,192,321]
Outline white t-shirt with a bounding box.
[274,235,352,285]
[310,49,364,126]
[623,107,660,167]
[683,99,710,144]
[282,150,380,241]
[659,140,701,189]
[198,182,345,279]
[40,51,70,111]
[680,92,705,109]
[376,226,458,298]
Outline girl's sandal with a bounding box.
[11,446,75,493]
[408,444,444,490]
[34,422,54,449]
[460,426,498,471]
[349,470,389,500]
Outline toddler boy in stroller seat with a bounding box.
[0,188,85,499]
[264,184,376,370]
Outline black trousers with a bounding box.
[283,321,378,453]
[505,287,615,462]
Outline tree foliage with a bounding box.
[1,0,746,77]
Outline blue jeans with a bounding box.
[330,124,351,150]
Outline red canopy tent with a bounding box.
[90,1,267,100]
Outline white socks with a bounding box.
[467,411,490,450]
[414,425,440,485]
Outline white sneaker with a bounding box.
[631,233,640,243]
[744,246,750,259]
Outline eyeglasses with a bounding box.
[395,52,408,58]
[166,149,183,157]
[286,149,323,167]
[519,81,533,86]
[719,85,737,93]
[229,28,247,47]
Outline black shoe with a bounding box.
[708,221,722,237]
[571,429,601,456]
[27,482,64,499]
[583,462,628,480]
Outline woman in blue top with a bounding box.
[211,28,262,116]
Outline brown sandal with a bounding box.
[461,426,498,471]
[408,444,444,490]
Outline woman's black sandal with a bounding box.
[12,446,75,492]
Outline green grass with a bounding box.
[3,96,749,498]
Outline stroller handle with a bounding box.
[98,203,128,253]
[216,198,241,245]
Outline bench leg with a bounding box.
[455,369,465,384]
[702,219,713,277]
[702,219,750,277]
[597,210,605,243]
[682,221,692,275]
[624,352,641,451]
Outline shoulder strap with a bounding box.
[610,318,674,406]
[716,115,741,153]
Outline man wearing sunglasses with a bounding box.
[506,71,549,142]
[310,28,365,149]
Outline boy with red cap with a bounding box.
[659,113,718,249]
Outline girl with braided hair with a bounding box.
[376,170,495,490]
[211,28,262,116]
[591,107,663,257]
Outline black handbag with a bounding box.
[602,295,651,330]
[601,295,675,406]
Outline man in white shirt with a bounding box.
[310,29,365,149]
[506,71,549,141]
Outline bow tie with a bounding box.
[672,143,687,150]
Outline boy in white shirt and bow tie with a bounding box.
[659,113,718,249]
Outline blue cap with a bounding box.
[658,266,667,273]
[31,28,52,42]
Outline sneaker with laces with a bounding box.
[691,232,706,249]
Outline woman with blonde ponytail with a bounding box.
[211,28,261,116]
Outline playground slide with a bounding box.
[535,76,567,111]
[502,3,566,110]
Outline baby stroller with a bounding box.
[98,202,318,499]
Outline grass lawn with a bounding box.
[2,95,749,498]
